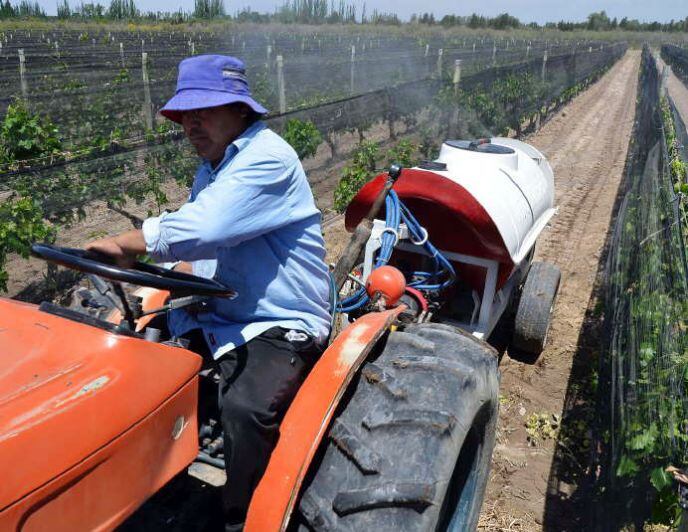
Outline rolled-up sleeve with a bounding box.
[142,213,169,259]
[142,153,296,263]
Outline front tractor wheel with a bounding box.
[294,322,500,531]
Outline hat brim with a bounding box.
[160,89,268,124]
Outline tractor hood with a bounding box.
[0,298,201,511]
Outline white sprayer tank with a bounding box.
[433,137,555,264]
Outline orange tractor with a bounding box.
[0,138,560,531]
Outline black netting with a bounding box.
[0,28,615,146]
[662,44,688,87]
[596,46,688,526]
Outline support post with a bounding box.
[266,44,272,65]
[437,48,443,79]
[541,50,548,82]
[526,44,531,59]
[54,41,59,58]
[350,45,355,95]
[141,52,153,131]
[568,49,577,89]
[492,41,497,66]
[661,65,670,94]
[190,41,195,55]
[453,59,462,96]
[276,54,286,114]
[120,42,125,68]
[424,44,430,76]
[18,49,27,104]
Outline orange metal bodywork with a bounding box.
[0,298,201,530]
[245,307,404,531]
[0,281,401,531]
[112,287,404,530]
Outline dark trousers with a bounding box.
[216,327,321,531]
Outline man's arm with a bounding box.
[142,155,295,263]
[86,230,193,273]
[87,150,296,265]
[85,229,146,267]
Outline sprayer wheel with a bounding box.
[293,322,499,531]
[512,261,561,359]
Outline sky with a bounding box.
[34,0,688,23]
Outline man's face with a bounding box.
[181,103,250,165]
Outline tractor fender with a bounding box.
[245,307,405,532]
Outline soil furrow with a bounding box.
[480,50,640,529]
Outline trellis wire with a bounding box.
[0,42,626,225]
[0,27,611,147]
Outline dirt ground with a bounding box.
[478,50,641,529]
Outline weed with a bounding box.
[525,412,560,446]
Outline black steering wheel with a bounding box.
[31,243,236,298]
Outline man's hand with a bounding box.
[173,261,193,274]
[86,229,147,268]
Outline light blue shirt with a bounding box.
[142,121,331,359]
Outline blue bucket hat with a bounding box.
[160,55,268,124]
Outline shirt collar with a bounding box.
[232,120,266,152]
[202,120,266,173]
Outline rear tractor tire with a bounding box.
[295,322,500,531]
[512,261,561,359]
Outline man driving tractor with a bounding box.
[86,54,331,530]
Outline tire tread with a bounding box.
[295,323,499,531]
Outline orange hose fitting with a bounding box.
[366,266,406,306]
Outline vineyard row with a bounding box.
[0,41,626,294]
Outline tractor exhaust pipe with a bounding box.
[332,164,402,292]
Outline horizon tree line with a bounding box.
[0,1,686,32]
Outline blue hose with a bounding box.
[335,191,455,313]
